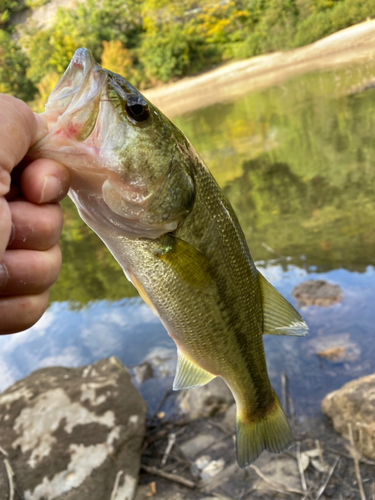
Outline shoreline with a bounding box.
[144,19,375,118]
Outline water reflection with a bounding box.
[0,63,374,415]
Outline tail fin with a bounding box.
[236,391,293,468]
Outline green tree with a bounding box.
[0,29,35,100]
[19,0,143,86]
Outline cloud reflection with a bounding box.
[0,265,373,415]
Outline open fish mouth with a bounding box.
[29,48,109,163]
[45,48,107,127]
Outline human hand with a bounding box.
[0,94,70,334]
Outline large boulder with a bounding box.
[321,373,375,460]
[0,357,147,500]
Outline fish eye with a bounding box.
[126,98,150,123]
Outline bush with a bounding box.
[0,29,35,100]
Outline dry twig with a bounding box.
[141,464,197,489]
[316,456,340,500]
[4,459,15,500]
[161,433,176,467]
[348,423,367,500]
[193,433,230,458]
[250,464,305,495]
[296,441,307,493]
[323,447,375,466]
[149,388,173,422]
[110,470,124,500]
[301,484,313,500]
[0,445,8,457]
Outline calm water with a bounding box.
[1,63,375,416]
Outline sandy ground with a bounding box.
[144,20,375,118]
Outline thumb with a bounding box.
[32,112,49,146]
[0,95,48,196]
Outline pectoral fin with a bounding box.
[173,349,216,390]
[157,236,213,288]
[258,273,308,336]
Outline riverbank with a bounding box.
[144,19,375,118]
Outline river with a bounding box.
[0,61,374,417]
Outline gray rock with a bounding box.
[178,378,234,419]
[180,434,216,460]
[0,357,147,500]
[292,279,342,307]
[251,450,301,492]
[321,372,375,460]
[134,361,154,383]
[305,333,360,363]
[224,403,236,430]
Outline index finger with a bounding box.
[0,94,48,196]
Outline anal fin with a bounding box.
[258,273,308,336]
[173,349,216,390]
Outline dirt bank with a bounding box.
[144,20,375,118]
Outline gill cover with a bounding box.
[102,160,195,239]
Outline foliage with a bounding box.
[2,0,375,102]
[0,29,36,101]
[175,65,375,272]
[100,40,137,84]
[48,64,375,306]
[18,0,143,88]
[0,0,25,32]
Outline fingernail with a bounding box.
[32,113,49,144]
[40,175,62,203]
[0,263,8,291]
[8,224,15,246]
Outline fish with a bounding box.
[29,48,308,468]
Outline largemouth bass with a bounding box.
[30,48,308,468]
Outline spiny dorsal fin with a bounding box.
[258,272,308,337]
[173,349,216,390]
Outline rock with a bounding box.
[0,357,147,500]
[133,361,154,383]
[224,403,236,430]
[178,378,234,419]
[141,347,176,378]
[321,373,375,460]
[200,498,228,500]
[180,434,217,460]
[251,450,301,492]
[306,333,360,363]
[199,458,225,481]
[292,279,342,307]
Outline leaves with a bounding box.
[3,0,375,102]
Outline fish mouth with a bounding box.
[30,48,108,161]
[45,48,106,123]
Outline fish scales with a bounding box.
[29,48,308,468]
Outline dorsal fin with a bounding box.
[258,273,308,337]
[173,349,216,390]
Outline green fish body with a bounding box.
[30,48,308,468]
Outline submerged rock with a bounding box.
[0,357,147,500]
[306,333,360,364]
[133,361,154,383]
[292,279,342,307]
[178,378,234,419]
[321,372,375,460]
